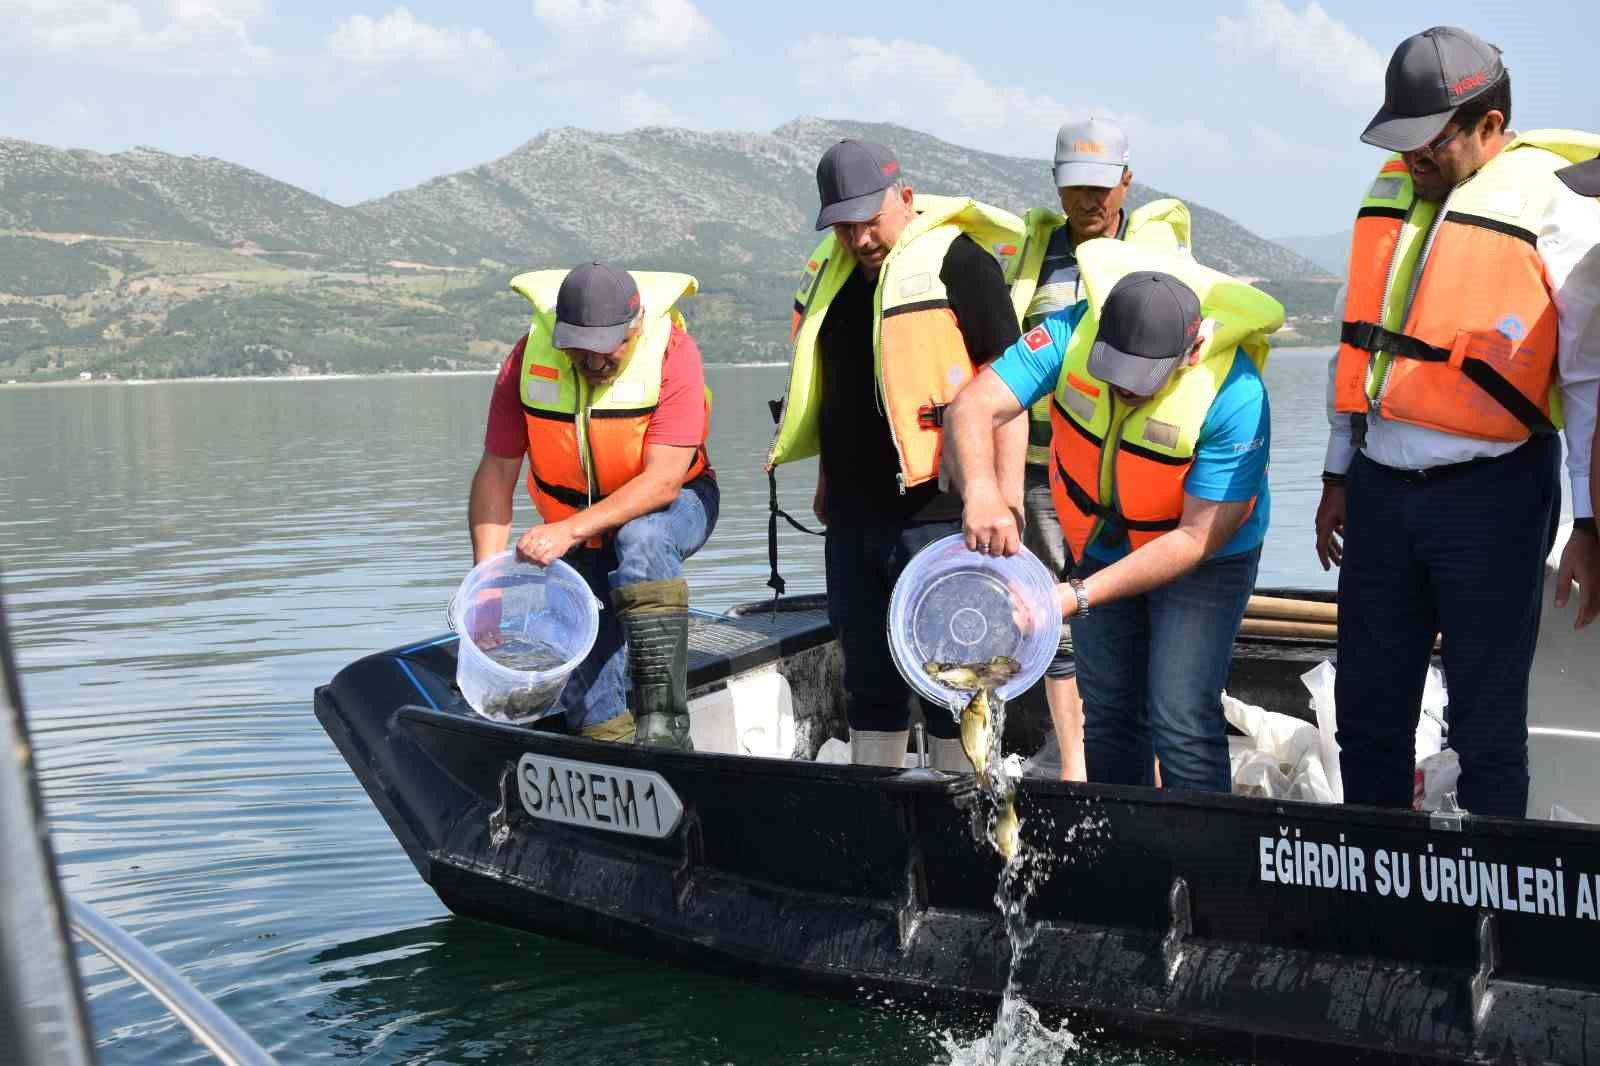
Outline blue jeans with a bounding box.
[1071,545,1261,792]
[825,516,962,738]
[1335,436,1559,818]
[559,475,720,731]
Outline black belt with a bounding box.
[1358,438,1536,484]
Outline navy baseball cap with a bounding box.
[1087,271,1203,397]
[1558,158,1600,198]
[815,139,901,230]
[553,262,640,352]
[1362,27,1504,152]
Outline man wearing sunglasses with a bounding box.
[1317,26,1600,818]
[469,262,718,749]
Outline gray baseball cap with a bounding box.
[553,262,640,352]
[1559,158,1600,198]
[1087,271,1203,397]
[1362,26,1504,152]
[1053,118,1129,189]
[815,139,901,230]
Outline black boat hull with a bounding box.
[316,602,1600,1065]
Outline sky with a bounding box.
[1,0,1595,238]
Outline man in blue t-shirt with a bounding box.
[945,270,1271,793]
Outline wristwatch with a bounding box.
[1067,578,1091,618]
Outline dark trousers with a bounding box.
[1335,436,1560,818]
[824,515,961,738]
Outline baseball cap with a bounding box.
[1053,118,1129,189]
[815,139,901,230]
[1361,26,1504,152]
[552,262,640,352]
[1087,271,1203,397]
[1558,158,1600,198]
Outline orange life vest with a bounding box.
[1046,240,1282,559]
[510,270,710,527]
[1333,132,1600,441]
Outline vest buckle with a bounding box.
[917,403,947,429]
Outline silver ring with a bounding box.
[977,542,990,553]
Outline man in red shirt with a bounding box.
[468,263,718,748]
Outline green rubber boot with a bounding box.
[611,577,694,751]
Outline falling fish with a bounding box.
[958,687,1020,864]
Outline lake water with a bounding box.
[0,356,1341,1065]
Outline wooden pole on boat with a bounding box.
[1244,595,1338,625]
[1238,617,1339,640]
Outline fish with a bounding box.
[958,687,1021,864]
[922,655,1023,692]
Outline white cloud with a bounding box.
[612,90,692,129]
[532,0,724,77]
[0,0,273,76]
[788,34,1225,165]
[323,7,509,91]
[1214,0,1385,110]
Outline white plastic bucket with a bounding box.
[887,534,1061,712]
[450,550,600,723]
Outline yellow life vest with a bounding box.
[768,194,1024,491]
[1335,129,1600,442]
[1048,240,1282,558]
[1011,198,1193,465]
[512,269,710,526]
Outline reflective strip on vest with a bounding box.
[769,194,1024,489]
[1047,240,1281,559]
[511,268,710,525]
[1011,199,1194,466]
[1334,130,1600,442]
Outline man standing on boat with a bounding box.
[1315,27,1600,818]
[945,242,1283,793]
[468,262,718,750]
[767,140,1025,768]
[1556,155,1600,583]
[1006,117,1193,781]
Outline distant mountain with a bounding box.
[0,120,1337,382]
[1274,231,1353,280]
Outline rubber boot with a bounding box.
[611,578,693,751]
[929,736,971,773]
[850,728,909,767]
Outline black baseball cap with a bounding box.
[815,139,901,230]
[1362,27,1505,152]
[1088,271,1203,397]
[1558,158,1600,198]
[553,262,640,352]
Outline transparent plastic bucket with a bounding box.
[888,534,1062,713]
[450,550,601,724]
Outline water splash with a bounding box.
[944,689,1079,1065]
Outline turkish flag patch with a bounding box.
[1023,326,1051,353]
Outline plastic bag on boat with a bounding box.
[1223,691,1339,803]
[1551,803,1591,823]
[1299,660,1449,806]
[1414,749,1460,811]
[815,737,851,764]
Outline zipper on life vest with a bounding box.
[575,373,598,506]
[1088,394,1132,547]
[1373,187,1452,410]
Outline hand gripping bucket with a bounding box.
[450,550,601,723]
[888,534,1062,712]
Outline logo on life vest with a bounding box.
[1023,326,1052,353]
[1496,314,1526,342]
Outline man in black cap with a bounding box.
[469,262,718,749]
[945,241,1282,792]
[767,140,1025,768]
[1316,27,1600,817]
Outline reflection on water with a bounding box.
[0,358,1335,1064]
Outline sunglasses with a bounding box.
[1407,124,1463,161]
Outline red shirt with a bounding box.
[484,324,712,477]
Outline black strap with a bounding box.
[1053,456,1180,534]
[764,398,824,609]
[531,472,591,510]
[1341,320,1556,436]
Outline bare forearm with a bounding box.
[1080,528,1210,608]
[995,410,1028,512]
[469,462,518,564]
[565,472,681,542]
[947,395,1002,500]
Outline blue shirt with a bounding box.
[991,306,1270,562]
